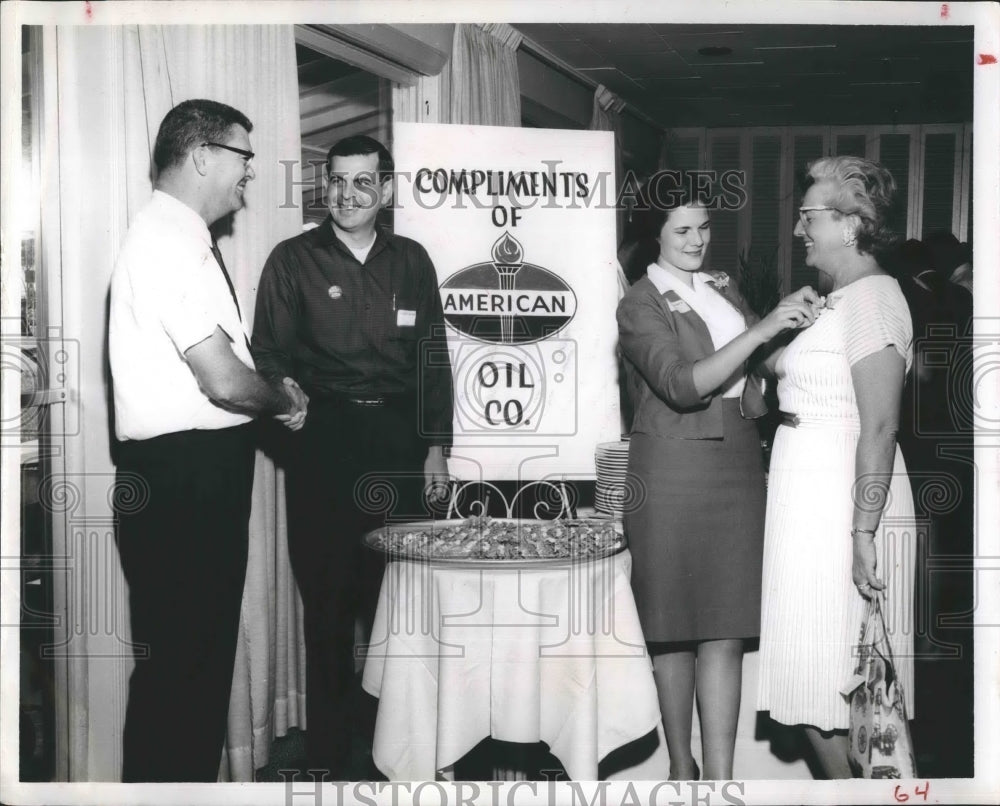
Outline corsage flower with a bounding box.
[706,271,730,290]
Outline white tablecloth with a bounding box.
[361,549,668,780]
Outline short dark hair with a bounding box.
[326,135,394,180]
[804,156,899,258]
[923,230,970,275]
[631,171,709,241]
[626,171,710,268]
[895,238,933,278]
[153,99,253,173]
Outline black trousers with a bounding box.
[285,397,428,776]
[115,424,255,782]
[902,440,975,777]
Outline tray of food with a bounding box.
[362,516,625,565]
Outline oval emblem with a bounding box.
[440,232,578,345]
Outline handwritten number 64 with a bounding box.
[894,783,930,802]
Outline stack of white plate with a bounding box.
[594,440,631,517]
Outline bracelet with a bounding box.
[851,527,876,538]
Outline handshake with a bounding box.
[275,376,309,431]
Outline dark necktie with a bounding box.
[210,240,252,352]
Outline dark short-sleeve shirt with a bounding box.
[251,219,453,445]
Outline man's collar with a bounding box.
[150,189,212,246]
[314,216,340,246]
[315,216,390,255]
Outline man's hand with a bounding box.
[275,377,308,431]
[423,445,450,503]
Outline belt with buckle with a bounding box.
[347,396,387,407]
[311,390,413,408]
[778,411,801,428]
[347,392,414,407]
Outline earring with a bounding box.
[842,228,857,247]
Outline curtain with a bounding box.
[447,23,522,126]
[50,24,305,781]
[590,84,627,247]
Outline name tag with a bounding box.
[397,309,417,327]
[665,297,691,313]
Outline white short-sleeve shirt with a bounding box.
[647,263,748,398]
[109,190,254,440]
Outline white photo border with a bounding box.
[1,1,997,804]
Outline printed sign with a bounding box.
[394,122,621,480]
[441,231,578,344]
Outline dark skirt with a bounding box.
[624,399,766,642]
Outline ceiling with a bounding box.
[513,23,974,128]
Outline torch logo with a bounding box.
[440,232,578,345]
[493,233,523,343]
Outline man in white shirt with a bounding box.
[109,99,306,782]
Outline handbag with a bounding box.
[844,595,918,779]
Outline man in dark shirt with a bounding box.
[252,135,453,777]
[894,237,974,777]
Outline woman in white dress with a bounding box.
[757,156,916,777]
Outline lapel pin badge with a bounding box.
[328,285,343,300]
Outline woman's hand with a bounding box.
[852,532,886,600]
[681,285,822,398]
[785,285,824,307]
[752,290,823,342]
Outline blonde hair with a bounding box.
[805,156,898,256]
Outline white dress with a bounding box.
[757,275,916,730]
